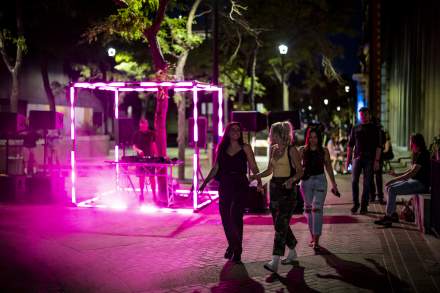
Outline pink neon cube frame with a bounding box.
[69,81,223,211]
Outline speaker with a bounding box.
[116,118,136,146]
[0,175,26,202]
[0,112,26,136]
[93,112,103,128]
[231,111,267,132]
[29,111,63,130]
[267,110,301,130]
[188,117,207,148]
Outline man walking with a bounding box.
[346,107,382,214]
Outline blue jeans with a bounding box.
[385,179,426,216]
[351,157,374,206]
[300,174,327,236]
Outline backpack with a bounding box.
[400,199,415,222]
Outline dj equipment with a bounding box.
[0,175,26,202]
[188,117,207,148]
[29,111,63,130]
[231,111,267,132]
[267,110,301,130]
[0,113,26,136]
[120,155,178,164]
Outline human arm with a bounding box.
[243,144,263,191]
[345,128,355,169]
[199,161,220,192]
[324,148,338,192]
[132,144,144,157]
[384,140,391,153]
[386,164,420,187]
[283,146,303,188]
[250,144,280,180]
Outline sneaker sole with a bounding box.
[263,264,276,273]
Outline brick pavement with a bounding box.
[1,174,440,293]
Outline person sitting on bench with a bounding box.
[375,133,431,227]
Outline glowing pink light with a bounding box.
[73,82,92,88]
[71,150,76,203]
[109,82,125,87]
[70,80,223,212]
[197,194,220,209]
[98,86,116,91]
[174,88,191,92]
[109,202,128,211]
[193,154,198,210]
[140,82,158,87]
[218,89,224,137]
[175,81,194,87]
[70,87,75,140]
[114,91,119,119]
[193,88,198,142]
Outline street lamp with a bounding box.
[337,106,341,111]
[308,105,312,111]
[324,98,329,106]
[278,44,289,111]
[107,47,116,57]
[345,85,350,93]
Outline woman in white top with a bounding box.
[251,121,303,276]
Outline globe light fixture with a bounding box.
[337,106,341,111]
[108,47,116,57]
[324,98,329,105]
[278,44,288,55]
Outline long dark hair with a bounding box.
[305,127,324,151]
[410,133,427,154]
[216,122,244,160]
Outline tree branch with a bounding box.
[270,62,282,83]
[147,0,170,35]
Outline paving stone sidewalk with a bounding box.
[0,174,439,293]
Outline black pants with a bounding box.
[270,177,298,256]
[218,174,248,256]
[370,160,384,200]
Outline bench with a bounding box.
[413,193,431,234]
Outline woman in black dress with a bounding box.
[199,122,262,263]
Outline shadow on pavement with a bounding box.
[210,261,265,293]
[278,265,320,293]
[244,215,360,225]
[315,247,410,292]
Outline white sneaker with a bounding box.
[281,248,298,265]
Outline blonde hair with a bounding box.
[269,121,294,146]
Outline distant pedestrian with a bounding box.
[199,122,262,263]
[250,121,303,275]
[375,133,431,227]
[370,118,386,204]
[300,127,339,250]
[346,107,382,214]
[382,131,394,171]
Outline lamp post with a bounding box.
[278,44,288,111]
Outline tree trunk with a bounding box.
[10,72,19,113]
[41,56,56,112]
[144,0,170,157]
[175,51,189,180]
[249,45,258,111]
